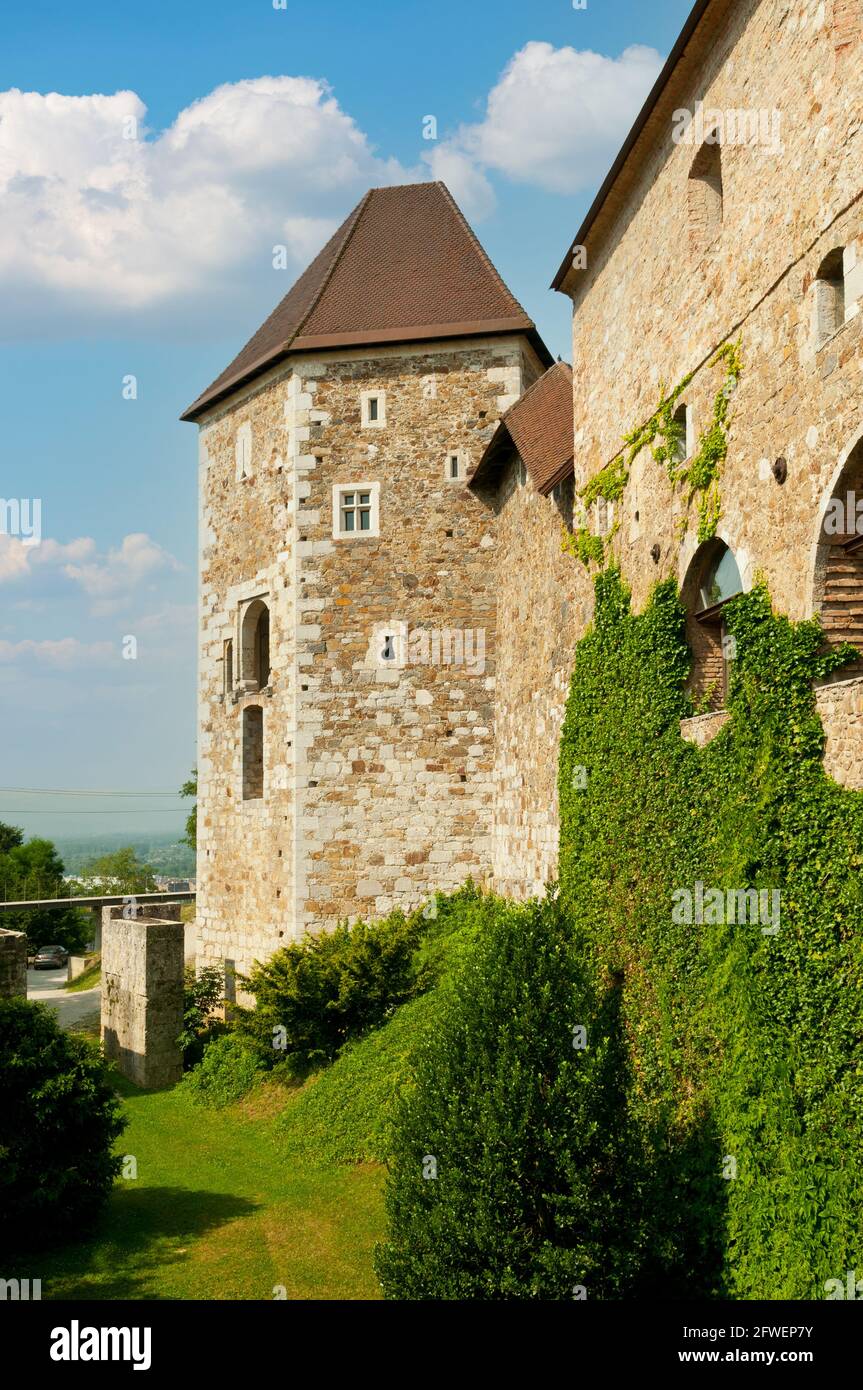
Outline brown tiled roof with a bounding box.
[182,181,551,420]
[470,361,573,495]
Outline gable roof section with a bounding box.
[182,181,552,421]
[470,360,573,495]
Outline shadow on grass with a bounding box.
[7,1187,261,1300]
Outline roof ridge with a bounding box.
[289,189,373,347]
[435,181,534,325]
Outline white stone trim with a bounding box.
[332,481,380,539]
[360,389,386,428]
[444,449,467,482]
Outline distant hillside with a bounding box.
[55,832,195,877]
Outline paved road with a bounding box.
[27,966,101,1029]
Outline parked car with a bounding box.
[32,945,69,970]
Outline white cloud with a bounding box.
[0,77,409,330]
[0,637,115,667]
[0,534,95,582]
[0,531,180,616]
[63,533,181,614]
[0,49,664,334]
[431,42,664,196]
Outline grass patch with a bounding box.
[66,958,101,992]
[278,990,441,1166]
[9,1071,384,1301]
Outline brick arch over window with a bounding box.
[688,141,723,254]
[681,538,743,710]
[812,435,863,675]
[240,599,270,692]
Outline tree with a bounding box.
[180,768,197,852]
[0,822,24,856]
[76,846,158,896]
[0,824,90,953]
[375,896,641,1299]
[0,998,126,1240]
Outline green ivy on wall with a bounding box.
[557,566,862,1297]
[567,340,743,568]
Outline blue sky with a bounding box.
[0,0,691,841]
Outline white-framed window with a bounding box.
[235,421,253,481]
[445,451,466,482]
[333,481,380,539]
[361,390,386,428]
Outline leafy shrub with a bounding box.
[178,964,226,1069]
[234,908,426,1072]
[375,895,641,1299]
[179,1033,264,1109]
[0,999,126,1240]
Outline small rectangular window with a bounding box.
[333,482,379,538]
[361,390,386,428]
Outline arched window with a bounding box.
[242,706,264,800]
[688,142,723,254]
[239,599,270,692]
[671,402,690,467]
[814,438,863,673]
[682,539,743,709]
[813,248,846,346]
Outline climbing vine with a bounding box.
[566,339,743,566]
[558,566,862,1297]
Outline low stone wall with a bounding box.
[0,929,27,999]
[101,909,184,1088]
[67,952,99,983]
[679,679,863,790]
[815,676,863,790]
[680,710,731,747]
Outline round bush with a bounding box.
[0,999,126,1240]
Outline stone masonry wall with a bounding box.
[565,0,863,624]
[0,929,27,999]
[488,0,863,897]
[483,465,592,898]
[196,333,544,980]
[101,909,184,1088]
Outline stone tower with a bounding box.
[182,182,551,985]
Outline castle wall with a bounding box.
[487,0,863,900]
[566,0,863,621]
[486,465,592,898]
[196,334,543,977]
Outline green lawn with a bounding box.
[21,1075,385,1301]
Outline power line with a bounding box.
[0,787,186,798]
[0,808,186,816]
